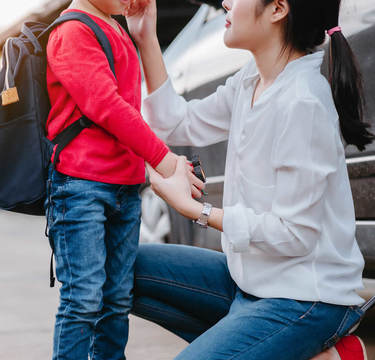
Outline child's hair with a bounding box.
[260,0,374,151]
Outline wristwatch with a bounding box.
[194,202,212,228]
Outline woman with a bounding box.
[125,0,373,358]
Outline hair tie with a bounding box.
[327,26,342,36]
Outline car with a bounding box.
[139,2,375,290]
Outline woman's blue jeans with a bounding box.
[46,169,141,360]
[131,244,364,360]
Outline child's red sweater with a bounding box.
[46,10,169,184]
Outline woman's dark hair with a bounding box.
[261,0,374,151]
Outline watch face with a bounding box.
[202,203,212,215]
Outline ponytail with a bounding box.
[329,31,374,151]
[260,0,374,151]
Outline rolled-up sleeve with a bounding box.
[143,65,249,147]
[223,99,339,256]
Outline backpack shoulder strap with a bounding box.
[38,13,118,167]
[39,12,116,78]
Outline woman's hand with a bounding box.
[147,156,204,219]
[155,152,205,199]
[124,0,157,46]
[149,156,224,231]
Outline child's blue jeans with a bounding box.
[46,168,141,360]
[132,244,365,360]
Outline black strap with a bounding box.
[21,22,43,54]
[50,250,55,288]
[48,116,93,288]
[39,12,116,76]
[45,12,117,168]
[42,13,117,288]
[52,116,93,167]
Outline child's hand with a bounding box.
[124,0,157,45]
[123,0,151,17]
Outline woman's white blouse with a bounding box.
[143,51,365,305]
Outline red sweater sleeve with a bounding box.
[47,21,169,168]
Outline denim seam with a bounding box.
[134,302,206,327]
[228,301,321,360]
[353,306,365,317]
[106,201,141,255]
[135,276,233,303]
[55,196,74,359]
[334,306,351,337]
[228,321,289,360]
[106,197,120,219]
[107,187,141,219]
[322,307,352,348]
[91,327,98,360]
[107,219,140,255]
[298,302,318,320]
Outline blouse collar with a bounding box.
[242,51,325,89]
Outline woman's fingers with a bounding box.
[186,160,194,171]
[184,158,205,189]
[173,156,190,178]
[145,162,155,178]
[188,171,205,190]
[178,157,205,197]
[147,156,203,200]
[176,156,188,172]
[191,185,202,199]
[146,162,162,185]
[189,173,204,199]
[184,158,206,198]
[146,166,162,197]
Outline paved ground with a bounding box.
[0,210,374,359]
[0,210,187,360]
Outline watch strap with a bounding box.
[194,202,212,228]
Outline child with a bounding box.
[45,0,203,358]
[125,0,373,359]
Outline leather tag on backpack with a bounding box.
[2,87,19,106]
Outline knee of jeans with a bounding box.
[135,244,163,268]
[135,243,181,278]
[70,299,103,318]
[60,289,103,316]
[103,289,133,313]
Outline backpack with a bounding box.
[0,12,116,216]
